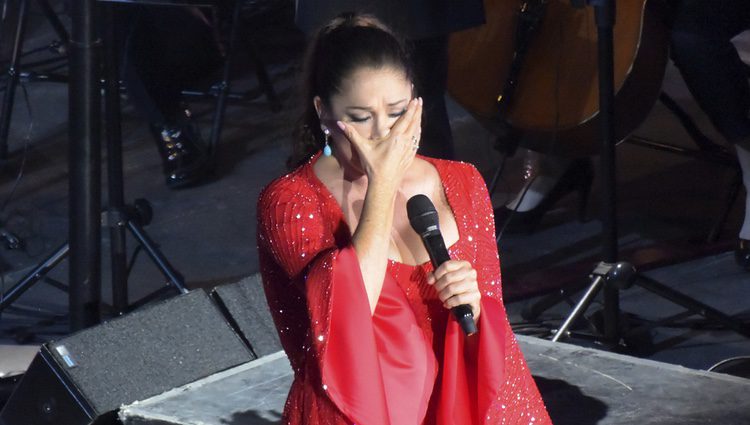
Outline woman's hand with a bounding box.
[336,97,423,189]
[427,260,482,322]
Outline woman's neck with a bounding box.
[321,153,368,187]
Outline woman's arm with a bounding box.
[349,178,398,313]
[337,97,423,313]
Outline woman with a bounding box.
[257,14,551,424]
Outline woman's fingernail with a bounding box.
[336,121,345,131]
[418,97,423,106]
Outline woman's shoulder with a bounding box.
[258,161,319,210]
[418,156,483,184]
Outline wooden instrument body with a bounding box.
[447,0,670,156]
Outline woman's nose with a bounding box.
[370,116,390,140]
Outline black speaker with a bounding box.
[0,289,254,425]
[210,274,282,358]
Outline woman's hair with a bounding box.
[288,13,414,169]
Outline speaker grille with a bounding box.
[211,274,282,358]
[47,290,253,414]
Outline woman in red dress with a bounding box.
[257,14,552,425]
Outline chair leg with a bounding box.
[246,36,281,112]
[659,92,721,153]
[207,0,242,158]
[208,0,282,158]
[706,167,742,243]
[35,0,70,44]
[235,1,281,112]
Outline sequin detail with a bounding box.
[257,154,551,424]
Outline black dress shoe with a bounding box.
[151,123,211,189]
[494,158,594,235]
[736,239,750,271]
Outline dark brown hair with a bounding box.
[288,14,414,169]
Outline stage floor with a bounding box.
[118,336,750,425]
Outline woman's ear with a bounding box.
[313,96,324,120]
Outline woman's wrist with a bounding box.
[366,174,399,196]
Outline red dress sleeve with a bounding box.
[257,172,391,425]
[435,163,552,425]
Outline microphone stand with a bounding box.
[548,0,631,346]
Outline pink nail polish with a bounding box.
[336,121,345,131]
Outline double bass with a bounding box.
[447,0,671,156]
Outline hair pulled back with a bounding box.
[289,14,414,169]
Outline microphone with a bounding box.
[407,194,477,336]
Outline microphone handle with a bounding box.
[423,233,451,266]
[423,233,478,336]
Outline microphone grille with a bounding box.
[407,194,439,234]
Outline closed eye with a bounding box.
[348,115,370,123]
[389,109,407,118]
[347,108,406,123]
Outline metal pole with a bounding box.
[552,275,605,342]
[0,243,69,311]
[102,4,129,314]
[592,0,620,344]
[127,221,188,294]
[208,0,242,158]
[0,0,29,159]
[68,0,102,331]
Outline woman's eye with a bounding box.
[348,115,370,123]
[389,109,407,118]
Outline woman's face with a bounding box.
[316,65,413,173]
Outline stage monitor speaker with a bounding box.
[0,289,254,425]
[210,274,282,358]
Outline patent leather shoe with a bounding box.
[151,122,211,189]
[495,158,593,235]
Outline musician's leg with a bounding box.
[671,0,750,269]
[121,10,170,128]
[126,7,221,125]
[121,7,220,188]
[670,0,750,149]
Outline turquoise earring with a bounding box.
[322,127,332,157]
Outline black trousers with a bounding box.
[670,0,750,145]
[119,6,222,128]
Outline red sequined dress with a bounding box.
[257,154,552,425]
